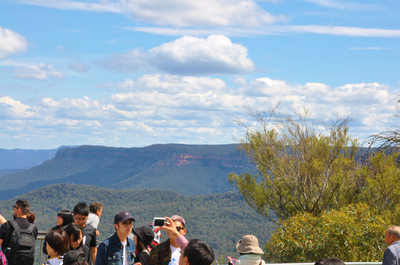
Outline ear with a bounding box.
[114,223,118,230]
[182,256,189,265]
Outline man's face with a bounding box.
[114,219,133,238]
[174,221,186,236]
[12,205,18,218]
[97,208,103,218]
[74,214,88,229]
[385,230,394,245]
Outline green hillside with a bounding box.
[0,144,256,200]
[0,183,275,262]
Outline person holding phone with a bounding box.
[147,215,187,265]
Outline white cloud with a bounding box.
[302,0,378,10]
[100,35,254,75]
[0,27,28,59]
[0,96,36,119]
[120,0,286,27]
[1,75,399,148]
[69,62,90,73]
[269,25,400,37]
[14,63,66,80]
[17,0,286,28]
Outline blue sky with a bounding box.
[0,0,399,149]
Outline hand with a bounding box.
[161,217,180,240]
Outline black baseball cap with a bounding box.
[114,211,135,224]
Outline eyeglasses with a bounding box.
[13,205,19,210]
[176,227,185,232]
[122,220,134,227]
[74,217,88,222]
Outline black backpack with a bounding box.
[4,220,35,265]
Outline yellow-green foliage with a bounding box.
[264,203,388,263]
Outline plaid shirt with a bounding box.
[147,239,172,265]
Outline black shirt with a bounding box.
[0,218,38,249]
[82,223,97,248]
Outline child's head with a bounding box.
[45,229,70,256]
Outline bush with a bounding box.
[264,203,388,263]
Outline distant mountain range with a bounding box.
[0,147,60,171]
[0,183,275,261]
[0,144,256,200]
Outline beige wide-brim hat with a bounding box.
[236,235,264,255]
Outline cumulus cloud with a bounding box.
[0,27,28,59]
[1,74,399,148]
[14,63,66,80]
[0,96,36,119]
[99,35,254,75]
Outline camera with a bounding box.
[153,217,167,226]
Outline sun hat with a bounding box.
[236,235,264,255]
[133,226,155,246]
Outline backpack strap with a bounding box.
[26,224,35,234]
[9,220,21,233]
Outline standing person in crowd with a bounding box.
[86,202,103,236]
[0,199,38,265]
[179,239,214,265]
[54,210,74,230]
[132,226,154,265]
[95,211,136,265]
[65,223,92,264]
[43,210,74,255]
[73,202,97,264]
[383,226,400,265]
[44,229,70,265]
[147,215,187,265]
[228,235,265,265]
[0,211,35,224]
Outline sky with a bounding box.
[0,0,399,150]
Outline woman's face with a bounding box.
[56,216,63,226]
[46,243,57,257]
[70,231,83,250]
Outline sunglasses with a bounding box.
[176,227,185,232]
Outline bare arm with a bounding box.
[0,238,3,246]
[0,214,7,225]
[91,246,97,265]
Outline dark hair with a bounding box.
[15,199,30,214]
[183,239,214,265]
[134,233,147,253]
[58,210,74,226]
[89,202,103,214]
[315,258,346,265]
[27,211,35,223]
[64,250,88,265]
[45,229,70,255]
[65,224,83,248]
[73,202,89,216]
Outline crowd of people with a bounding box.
[1,199,399,265]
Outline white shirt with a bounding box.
[121,240,127,265]
[170,245,181,265]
